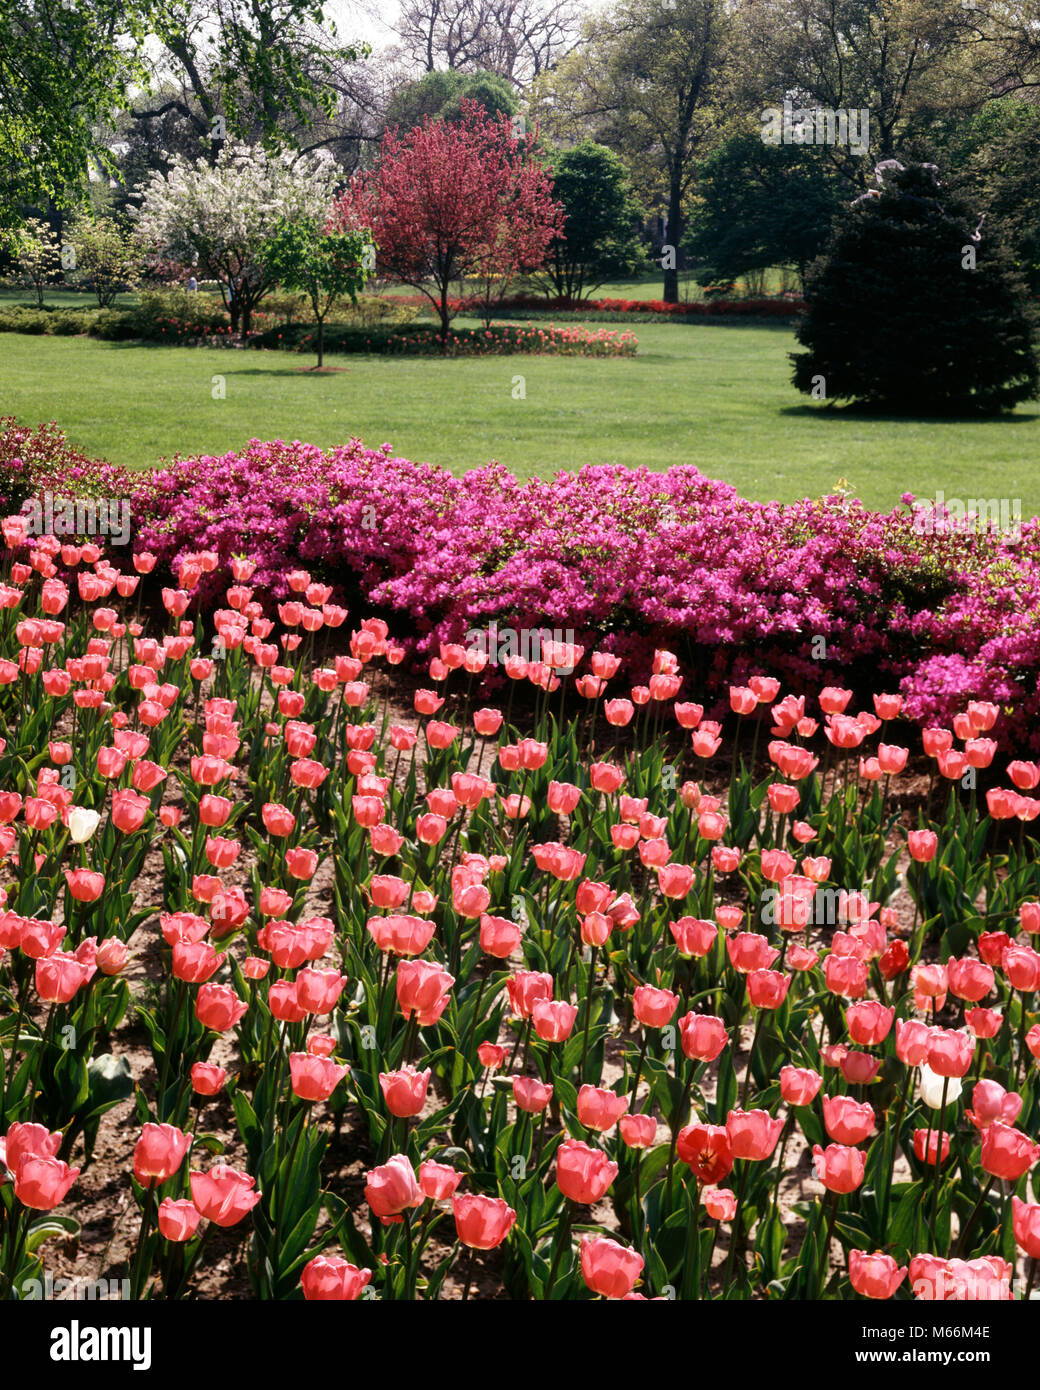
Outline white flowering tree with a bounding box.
[134,145,344,337]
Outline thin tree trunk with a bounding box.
[664,173,682,304]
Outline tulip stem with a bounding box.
[465,968,489,1059]
[817,1189,839,1298]
[956,1175,996,1257]
[460,1244,476,1302]
[578,948,598,1081]
[129,1185,156,1301]
[878,1067,913,1237]
[4,972,28,1087]
[629,1027,649,1113]
[1014,990,1033,1091]
[681,1180,702,1300]
[739,1008,765,1109]
[272,1107,309,1297]
[27,1003,56,1124]
[1025,1258,1037,1302]
[930,1075,949,1249]
[665,1064,694,1206]
[157,980,188,1121]
[543,1200,574,1300]
[722,1159,751,1295]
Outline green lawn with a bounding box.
[2,320,1038,514]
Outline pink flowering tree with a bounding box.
[330,99,564,345]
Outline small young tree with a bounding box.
[332,99,563,345]
[2,217,61,306]
[791,161,1039,414]
[539,139,646,301]
[261,216,374,367]
[66,214,138,306]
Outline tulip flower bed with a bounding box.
[249,322,639,358]
[6,422,1037,747]
[0,523,1038,1304]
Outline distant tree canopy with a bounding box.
[385,70,519,132]
[683,130,846,291]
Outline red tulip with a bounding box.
[1012,1196,1040,1259]
[513,1076,553,1113]
[379,1065,430,1117]
[190,1165,261,1227]
[290,1053,349,1102]
[812,1143,865,1193]
[822,1095,875,1145]
[157,1198,201,1242]
[577,1085,629,1132]
[133,1124,192,1187]
[301,1255,372,1300]
[579,1235,644,1298]
[14,1154,80,1209]
[453,1193,517,1250]
[727,1109,784,1161]
[556,1138,618,1204]
[980,1122,1040,1181]
[849,1250,907,1299]
[365,1155,423,1223]
[780,1065,822,1106]
[679,1011,728,1062]
[677,1124,733,1184]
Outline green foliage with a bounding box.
[929,96,1040,295]
[683,130,845,292]
[539,139,647,300]
[791,160,1040,414]
[386,69,519,132]
[0,0,149,207]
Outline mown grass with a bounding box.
[1,308,1037,514]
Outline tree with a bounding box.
[538,139,646,300]
[737,0,980,179]
[532,0,730,303]
[260,216,373,366]
[385,69,518,132]
[791,160,1039,414]
[331,98,563,344]
[135,144,344,337]
[66,214,139,306]
[376,0,581,84]
[0,0,149,209]
[135,0,370,164]
[1,217,62,307]
[682,129,845,293]
[927,97,1040,294]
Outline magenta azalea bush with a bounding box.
[4,418,1040,747]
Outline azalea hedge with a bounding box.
[4,418,1039,747]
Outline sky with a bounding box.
[324,0,610,56]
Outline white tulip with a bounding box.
[67,807,101,844]
[918,1063,962,1109]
